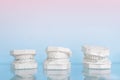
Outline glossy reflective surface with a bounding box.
[0,63,120,80]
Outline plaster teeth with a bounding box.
[82,45,111,69]
[11,50,38,69]
[44,46,72,70]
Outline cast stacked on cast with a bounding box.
[44,46,72,69]
[82,45,111,69]
[11,50,37,69]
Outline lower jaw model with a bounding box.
[83,55,111,69]
[11,50,38,69]
[82,45,111,69]
[44,46,72,70]
[44,59,71,70]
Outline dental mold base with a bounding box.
[82,45,111,69]
[44,46,72,70]
[11,50,38,69]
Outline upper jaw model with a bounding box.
[44,46,72,70]
[82,45,111,69]
[11,50,38,69]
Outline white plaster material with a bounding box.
[82,45,111,69]
[44,46,72,70]
[83,68,111,80]
[11,50,37,69]
[11,69,37,80]
[44,69,70,80]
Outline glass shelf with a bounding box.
[0,63,120,80]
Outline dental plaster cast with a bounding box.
[44,46,72,69]
[44,69,70,80]
[11,50,37,69]
[11,69,37,80]
[82,45,111,69]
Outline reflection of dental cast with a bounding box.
[44,47,72,70]
[83,68,111,80]
[44,69,70,80]
[82,45,111,69]
[11,50,38,69]
[11,69,37,80]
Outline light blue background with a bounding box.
[0,14,120,64]
[0,9,120,64]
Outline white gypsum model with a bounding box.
[11,69,37,80]
[82,45,111,69]
[11,50,38,69]
[44,46,72,69]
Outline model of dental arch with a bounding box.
[44,46,72,69]
[11,50,38,69]
[82,45,111,69]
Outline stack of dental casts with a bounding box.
[44,69,70,80]
[11,69,37,80]
[82,45,111,69]
[10,45,111,70]
[44,46,72,70]
[11,50,38,69]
